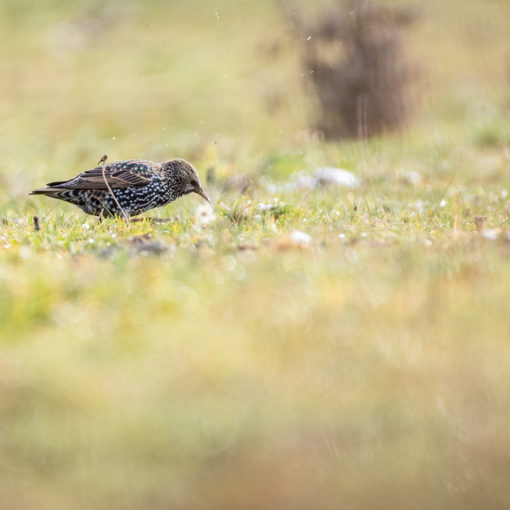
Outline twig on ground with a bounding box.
[33,216,40,231]
[98,154,130,226]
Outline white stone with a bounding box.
[314,167,360,189]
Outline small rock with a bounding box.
[127,234,171,256]
[290,230,311,247]
[314,167,360,189]
[481,229,499,241]
[276,230,312,251]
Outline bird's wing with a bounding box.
[46,161,156,190]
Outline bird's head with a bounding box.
[162,159,210,203]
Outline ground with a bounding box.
[1,1,510,509]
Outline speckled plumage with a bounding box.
[30,158,210,217]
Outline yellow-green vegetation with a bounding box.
[1,1,510,509]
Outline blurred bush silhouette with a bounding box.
[286,0,418,139]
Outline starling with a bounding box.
[30,158,210,217]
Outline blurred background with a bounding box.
[2,1,510,509]
[0,0,509,193]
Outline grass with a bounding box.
[1,0,510,509]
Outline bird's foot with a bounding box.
[131,217,173,224]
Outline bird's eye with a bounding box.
[191,180,198,187]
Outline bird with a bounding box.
[30,158,210,218]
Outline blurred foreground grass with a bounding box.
[1,0,510,509]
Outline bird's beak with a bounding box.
[194,187,211,203]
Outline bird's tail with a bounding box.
[29,187,63,196]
